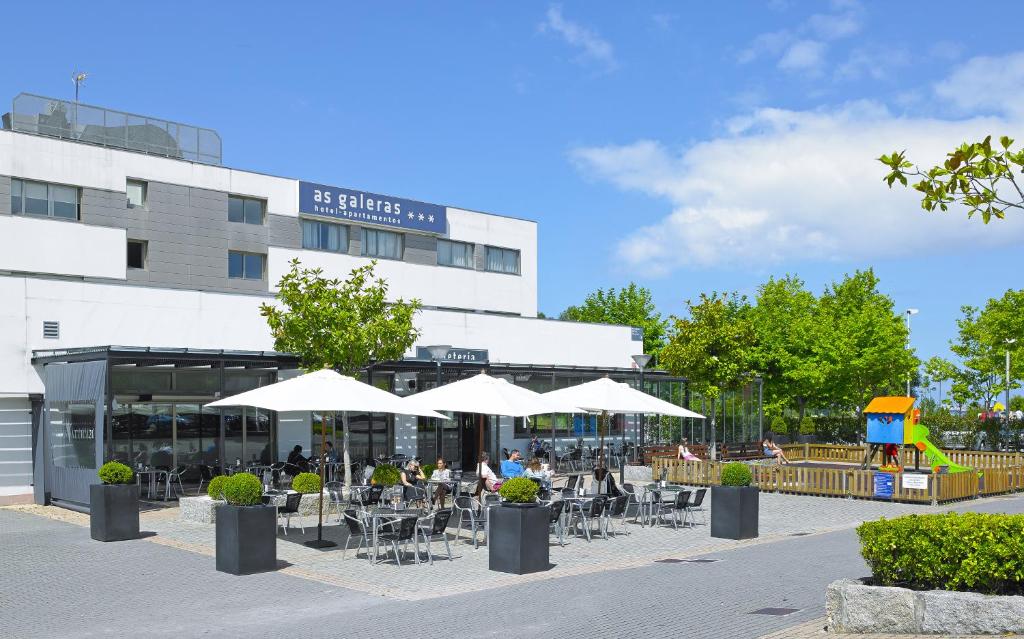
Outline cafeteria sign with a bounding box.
[299,181,447,234]
[414,347,489,363]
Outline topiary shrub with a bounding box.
[371,463,400,486]
[799,416,815,436]
[292,472,321,494]
[720,462,753,487]
[98,461,134,485]
[222,472,263,506]
[498,477,539,503]
[207,475,228,500]
[420,464,437,479]
[858,512,1024,595]
[769,416,788,438]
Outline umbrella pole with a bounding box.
[305,410,337,549]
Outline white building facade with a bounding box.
[0,95,684,507]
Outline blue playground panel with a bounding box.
[866,413,905,445]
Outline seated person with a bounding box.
[761,436,790,464]
[677,438,700,461]
[523,458,552,489]
[286,445,310,474]
[429,457,452,506]
[500,449,525,478]
[323,441,339,464]
[474,452,499,496]
[400,459,426,502]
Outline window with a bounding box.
[127,240,147,269]
[228,195,264,225]
[228,251,264,280]
[126,180,147,208]
[10,178,79,220]
[437,239,474,268]
[301,219,348,253]
[485,246,521,275]
[360,228,403,260]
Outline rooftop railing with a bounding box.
[3,93,222,165]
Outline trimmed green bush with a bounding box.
[420,464,437,479]
[498,477,539,503]
[371,463,401,486]
[720,462,753,487]
[799,416,815,436]
[292,472,321,494]
[858,513,1024,595]
[769,416,788,438]
[206,475,228,500]
[222,473,263,506]
[98,461,134,485]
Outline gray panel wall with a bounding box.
[405,233,436,266]
[0,176,10,215]
[0,397,33,488]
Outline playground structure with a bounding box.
[862,396,971,474]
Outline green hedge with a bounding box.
[498,477,538,503]
[858,513,1024,595]
[98,461,134,485]
[207,475,228,500]
[292,472,321,494]
[371,464,400,486]
[222,473,263,506]
[720,462,752,487]
[420,464,437,479]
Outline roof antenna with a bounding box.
[72,71,89,102]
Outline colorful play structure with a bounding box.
[861,396,971,474]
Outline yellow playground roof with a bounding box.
[864,396,915,414]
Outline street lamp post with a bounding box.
[905,308,919,396]
[631,354,652,482]
[755,375,763,441]
[1006,339,1017,428]
[426,345,451,461]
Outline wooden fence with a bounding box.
[651,456,1010,504]
[777,443,1024,469]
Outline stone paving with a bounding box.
[3,491,1022,638]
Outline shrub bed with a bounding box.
[291,472,321,494]
[720,462,752,487]
[98,461,134,485]
[858,512,1024,595]
[371,463,400,486]
[222,473,263,506]
[207,475,228,500]
[498,477,538,503]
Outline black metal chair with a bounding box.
[195,464,217,496]
[658,490,692,529]
[376,515,420,566]
[685,488,707,526]
[341,509,372,561]
[324,481,345,521]
[417,509,454,564]
[354,484,384,508]
[570,495,608,541]
[603,494,630,536]
[453,495,485,550]
[277,492,304,535]
[548,499,567,546]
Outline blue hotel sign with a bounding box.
[298,181,447,234]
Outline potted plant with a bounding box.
[291,472,321,494]
[90,461,139,542]
[207,475,228,500]
[711,462,759,540]
[488,477,550,575]
[215,472,277,575]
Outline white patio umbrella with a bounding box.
[207,368,447,548]
[401,371,584,474]
[543,377,705,480]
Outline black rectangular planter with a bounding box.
[710,485,759,540]
[215,504,277,575]
[90,483,140,542]
[488,503,551,575]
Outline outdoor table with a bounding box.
[135,469,165,499]
[639,483,688,527]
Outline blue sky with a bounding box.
[5,1,1024,369]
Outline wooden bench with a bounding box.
[642,444,709,464]
[721,441,765,461]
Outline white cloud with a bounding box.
[806,0,862,40]
[539,5,617,71]
[934,51,1024,117]
[836,45,911,81]
[569,53,1024,276]
[779,40,826,72]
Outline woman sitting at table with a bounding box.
[524,458,552,489]
[429,457,453,506]
[677,438,700,462]
[474,452,499,497]
[400,459,426,504]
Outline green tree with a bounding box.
[660,292,754,458]
[748,275,822,419]
[560,283,668,357]
[948,293,1024,412]
[879,135,1024,223]
[815,270,917,414]
[261,259,422,486]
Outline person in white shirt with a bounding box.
[429,457,453,507]
[475,452,498,496]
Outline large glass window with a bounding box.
[485,245,520,275]
[228,195,264,225]
[437,239,474,268]
[360,228,403,260]
[48,401,97,469]
[228,251,265,280]
[302,219,348,253]
[11,178,79,220]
